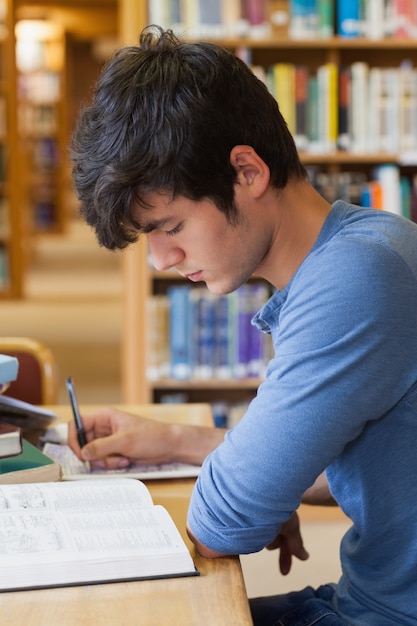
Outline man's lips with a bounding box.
[182,271,203,282]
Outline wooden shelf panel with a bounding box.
[200,36,417,50]
[151,378,263,390]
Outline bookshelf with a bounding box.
[0,0,23,298]
[121,0,417,408]
[15,18,67,234]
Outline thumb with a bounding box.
[80,435,130,468]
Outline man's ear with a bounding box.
[230,145,270,197]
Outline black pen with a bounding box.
[66,376,87,448]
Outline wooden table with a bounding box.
[0,403,253,625]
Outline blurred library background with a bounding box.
[12,0,417,598]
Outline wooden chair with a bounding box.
[0,337,58,405]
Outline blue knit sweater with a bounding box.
[188,200,417,625]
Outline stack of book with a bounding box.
[0,354,61,483]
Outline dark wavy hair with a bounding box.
[71,25,306,250]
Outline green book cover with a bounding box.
[0,439,61,483]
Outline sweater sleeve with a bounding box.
[187,234,417,555]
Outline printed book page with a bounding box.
[43,442,201,480]
[0,478,197,591]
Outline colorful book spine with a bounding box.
[294,65,309,151]
[306,74,320,152]
[214,295,233,379]
[337,65,351,151]
[193,288,216,380]
[350,62,369,153]
[198,0,222,36]
[231,286,251,379]
[272,63,296,136]
[375,164,402,215]
[167,285,192,380]
[243,0,270,37]
[317,0,334,37]
[336,0,361,37]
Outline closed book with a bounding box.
[0,438,62,484]
[0,422,22,458]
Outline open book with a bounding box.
[0,478,198,591]
[43,441,201,480]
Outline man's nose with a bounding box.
[147,232,185,271]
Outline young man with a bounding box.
[70,26,417,625]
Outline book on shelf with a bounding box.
[337,65,351,151]
[374,164,403,215]
[190,287,216,380]
[243,0,270,38]
[42,442,201,481]
[271,62,296,136]
[0,394,57,430]
[350,62,369,154]
[336,0,360,37]
[294,65,309,151]
[0,477,198,591]
[289,0,318,39]
[0,422,22,459]
[0,438,62,484]
[268,0,290,37]
[316,62,338,153]
[317,0,334,37]
[167,285,192,380]
[365,0,385,40]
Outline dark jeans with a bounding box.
[250,585,349,626]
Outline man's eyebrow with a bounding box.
[139,217,173,234]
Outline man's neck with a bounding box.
[256,180,332,289]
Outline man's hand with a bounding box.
[266,511,309,575]
[68,407,225,469]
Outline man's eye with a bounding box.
[166,224,182,236]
